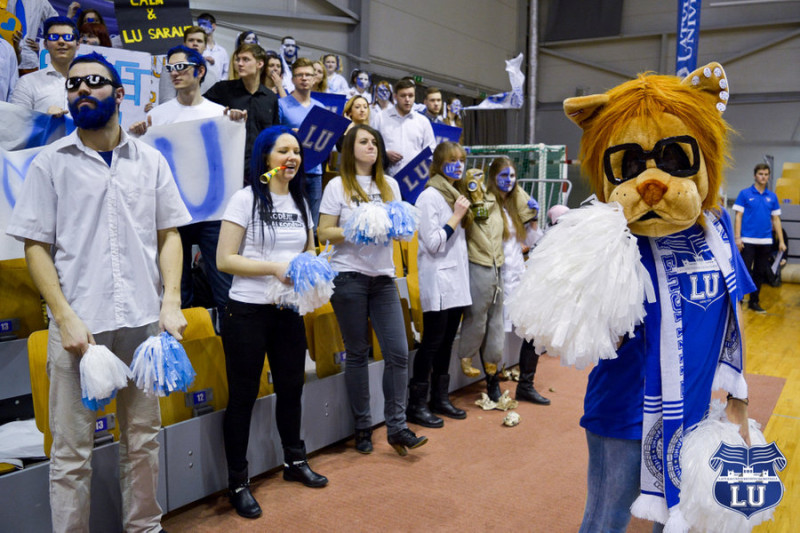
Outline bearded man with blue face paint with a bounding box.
[7,52,191,533]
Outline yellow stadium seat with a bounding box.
[180,307,216,341]
[304,302,344,378]
[404,234,423,335]
[27,330,120,457]
[0,258,47,338]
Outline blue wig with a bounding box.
[70,51,122,87]
[250,126,310,248]
[166,45,207,83]
[44,16,78,37]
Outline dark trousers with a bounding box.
[413,307,465,383]
[740,242,772,303]
[330,272,409,435]
[179,221,233,316]
[222,299,307,473]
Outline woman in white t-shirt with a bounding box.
[216,126,327,519]
[318,125,427,456]
[409,142,472,428]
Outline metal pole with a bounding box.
[527,0,538,144]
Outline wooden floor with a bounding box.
[747,283,800,533]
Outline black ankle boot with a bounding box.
[516,344,550,405]
[354,428,373,454]
[430,374,466,419]
[228,468,262,519]
[407,381,444,428]
[387,428,428,456]
[283,443,329,488]
[485,372,501,402]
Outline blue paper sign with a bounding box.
[432,123,462,145]
[311,91,347,116]
[394,147,433,204]
[676,0,702,78]
[297,106,350,171]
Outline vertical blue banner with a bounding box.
[675,0,702,78]
[297,106,350,171]
[431,123,462,145]
[311,92,347,116]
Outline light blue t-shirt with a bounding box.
[278,94,324,177]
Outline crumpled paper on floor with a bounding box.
[475,390,519,411]
[503,411,521,427]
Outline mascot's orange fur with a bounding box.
[564,61,733,237]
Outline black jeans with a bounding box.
[740,242,771,303]
[413,307,465,383]
[222,299,307,473]
[330,272,409,435]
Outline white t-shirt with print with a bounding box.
[222,187,313,304]
[319,175,401,277]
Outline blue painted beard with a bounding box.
[68,94,117,130]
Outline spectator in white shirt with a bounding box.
[10,16,79,115]
[373,77,436,177]
[0,38,19,102]
[323,53,348,94]
[197,12,229,79]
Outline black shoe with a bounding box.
[283,460,329,488]
[749,302,766,314]
[430,374,466,419]
[354,428,373,454]
[486,373,501,402]
[387,428,428,456]
[407,381,444,428]
[516,383,551,405]
[228,482,262,519]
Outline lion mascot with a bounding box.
[508,63,780,533]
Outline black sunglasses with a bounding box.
[46,32,77,42]
[165,62,198,73]
[603,135,700,185]
[65,74,117,91]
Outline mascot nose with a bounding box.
[637,180,668,206]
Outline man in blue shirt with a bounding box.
[279,57,324,224]
[733,163,786,313]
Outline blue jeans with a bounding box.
[579,430,663,533]
[305,173,322,228]
[330,272,409,435]
[179,221,233,317]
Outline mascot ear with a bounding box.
[563,94,610,130]
[680,61,730,114]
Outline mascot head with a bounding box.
[564,62,734,237]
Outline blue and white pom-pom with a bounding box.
[385,201,420,241]
[343,202,393,245]
[287,250,337,315]
[79,345,132,410]
[507,198,654,369]
[130,332,196,397]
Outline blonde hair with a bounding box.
[580,72,732,210]
[339,125,393,204]
[312,59,328,92]
[343,95,370,124]
[485,157,515,241]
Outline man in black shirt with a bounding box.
[205,44,278,183]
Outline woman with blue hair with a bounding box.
[217,126,328,519]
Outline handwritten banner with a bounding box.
[113,0,192,54]
[431,123,462,145]
[676,0,702,78]
[1,115,245,260]
[311,91,347,116]
[297,106,350,172]
[394,147,433,204]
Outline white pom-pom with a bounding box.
[631,493,669,524]
[664,507,690,533]
[343,202,392,245]
[679,400,772,533]
[80,345,132,410]
[507,200,652,368]
[130,333,196,397]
